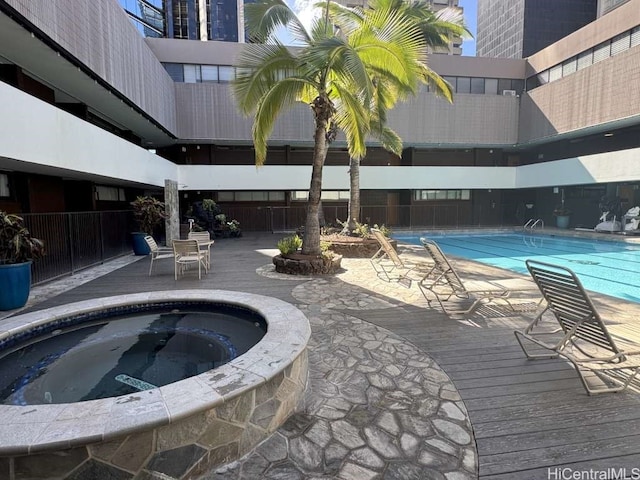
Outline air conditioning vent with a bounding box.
[502,89,517,97]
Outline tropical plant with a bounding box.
[352,221,370,238]
[333,0,470,231]
[277,235,303,255]
[373,223,392,237]
[0,211,45,264]
[131,196,167,235]
[202,198,217,212]
[234,0,462,255]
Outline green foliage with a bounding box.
[373,224,392,237]
[215,213,227,224]
[227,219,241,232]
[131,196,166,235]
[202,198,217,212]
[0,211,45,264]
[353,222,370,239]
[277,235,303,255]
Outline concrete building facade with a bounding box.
[0,0,639,234]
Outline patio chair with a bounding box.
[172,239,208,280]
[370,228,432,287]
[515,260,640,395]
[188,231,214,271]
[417,238,511,315]
[144,236,175,276]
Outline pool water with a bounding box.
[0,306,266,405]
[395,233,640,304]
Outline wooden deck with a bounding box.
[18,233,640,479]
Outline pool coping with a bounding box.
[0,290,311,455]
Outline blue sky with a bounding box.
[285,0,478,56]
[459,0,477,56]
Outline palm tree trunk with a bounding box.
[347,157,360,231]
[303,116,330,255]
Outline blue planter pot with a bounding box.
[131,232,151,256]
[0,261,32,311]
[556,215,571,229]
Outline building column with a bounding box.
[164,179,180,245]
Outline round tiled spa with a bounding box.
[0,290,310,479]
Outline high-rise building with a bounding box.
[120,0,244,42]
[120,0,166,38]
[477,0,598,58]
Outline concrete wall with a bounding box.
[174,83,521,146]
[4,0,177,134]
[519,44,640,143]
[0,82,177,188]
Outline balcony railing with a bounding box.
[22,211,133,285]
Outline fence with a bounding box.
[22,211,133,285]
[218,204,513,232]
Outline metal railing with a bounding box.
[22,211,133,285]
[214,204,516,232]
[524,218,544,229]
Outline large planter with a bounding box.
[0,261,32,310]
[131,232,151,255]
[273,253,342,275]
[555,215,571,229]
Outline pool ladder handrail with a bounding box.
[524,218,544,229]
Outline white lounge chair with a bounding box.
[173,239,208,280]
[515,260,640,395]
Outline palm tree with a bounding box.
[331,0,470,231]
[233,0,454,255]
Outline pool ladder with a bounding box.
[524,218,544,229]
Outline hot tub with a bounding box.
[0,290,310,479]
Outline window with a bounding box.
[201,65,218,83]
[484,78,498,95]
[292,191,349,201]
[470,78,485,94]
[549,64,562,82]
[562,57,577,77]
[611,32,630,56]
[631,26,640,48]
[218,66,235,83]
[576,50,593,71]
[183,64,201,83]
[456,77,471,94]
[0,173,9,197]
[95,186,125,201]
[218,191,285,201]
[593,41,611,63]
[413,190,470,201]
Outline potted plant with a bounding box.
[0,211,45,310]
[130,196,167,255]
[553,205,572,229]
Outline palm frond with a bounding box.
[371,126,403,156]
[245,0,310,44]
[252,78,309,165]
[332,83,370,160]
[233,44,302,115]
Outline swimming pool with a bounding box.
[394,232,640,304]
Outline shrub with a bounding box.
[277,235,303,255]
[353,222,370,239]
[202,198,217,212]
[373,224,392,237]
[0,211,45,264]
[131,196,166,235]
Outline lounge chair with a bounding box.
[515,259,640,395]
[173,239,208,280]
[417,238,511,315]
[144,236,174,276]
[370,228,431,287]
